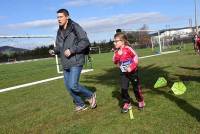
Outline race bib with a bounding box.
[120,60,131,72]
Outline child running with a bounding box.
[112,32,145,113]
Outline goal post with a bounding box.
[0,35,94,91]
[121,29,162,54]
[0,35,55,61]
[0,35,93,75]
[121,29,187,55]
[53,43,94,74]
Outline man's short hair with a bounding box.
[57,9,69,16]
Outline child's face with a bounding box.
[114,37,124,49]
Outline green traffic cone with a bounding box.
[154,77,167,88]
[171,82,186,95]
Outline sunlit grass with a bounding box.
[0,43,199,133]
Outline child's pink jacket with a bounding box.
[113,46,138,72]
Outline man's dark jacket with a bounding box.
[54,19,90,69]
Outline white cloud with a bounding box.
[0,16,6,19]
[6,19,57,29]
[3,12,169,32]
[79,12,171,33]
[1,12,173,40]
[64,0,131,7]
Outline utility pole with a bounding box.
[194,0,199,33]
[189,18,192,27]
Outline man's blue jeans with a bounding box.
[63,66,93,107]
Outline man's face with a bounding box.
[57,13,68,26]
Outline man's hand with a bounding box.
[64,49,71,57]
[49,49,55,55]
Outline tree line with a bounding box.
[0,24,194,63]
[0,45,53,63]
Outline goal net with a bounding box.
[0,35,58,89]
[0,35,54,62]
[0,35,93,91]
[121,29,179,56]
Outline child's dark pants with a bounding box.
[120,70,144,105]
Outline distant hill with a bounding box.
[0,46,29,53]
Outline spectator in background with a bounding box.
[195,34,200,55]
[192,34,198,53]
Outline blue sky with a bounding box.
[0,0,199,43]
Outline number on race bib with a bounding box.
[120,60,131,72]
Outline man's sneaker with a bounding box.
[138,101,145,109]
[75,105,88,112]
[121,103,132,113]
[88,93,97,109]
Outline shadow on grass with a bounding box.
[82,64,200,122]
[141,64,200,122]
[84,86,97,93]
[175,74,200,83]
[179,66,200,71]
[81,67,120,86]
[151,89,200,122]
[112,89,138,107]
[175,66,200,83]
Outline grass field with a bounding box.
[0,44,200,133]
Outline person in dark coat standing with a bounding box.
[49,9,96,112]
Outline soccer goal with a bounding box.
[0,35,93,92]
[121,29,179,55]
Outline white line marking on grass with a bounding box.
[0,50,180,93]
[0,57,53,65]
[0,69,93,93]
[139,50,180,59]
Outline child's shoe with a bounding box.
[121,102,132,113]
[138,101,145,110]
